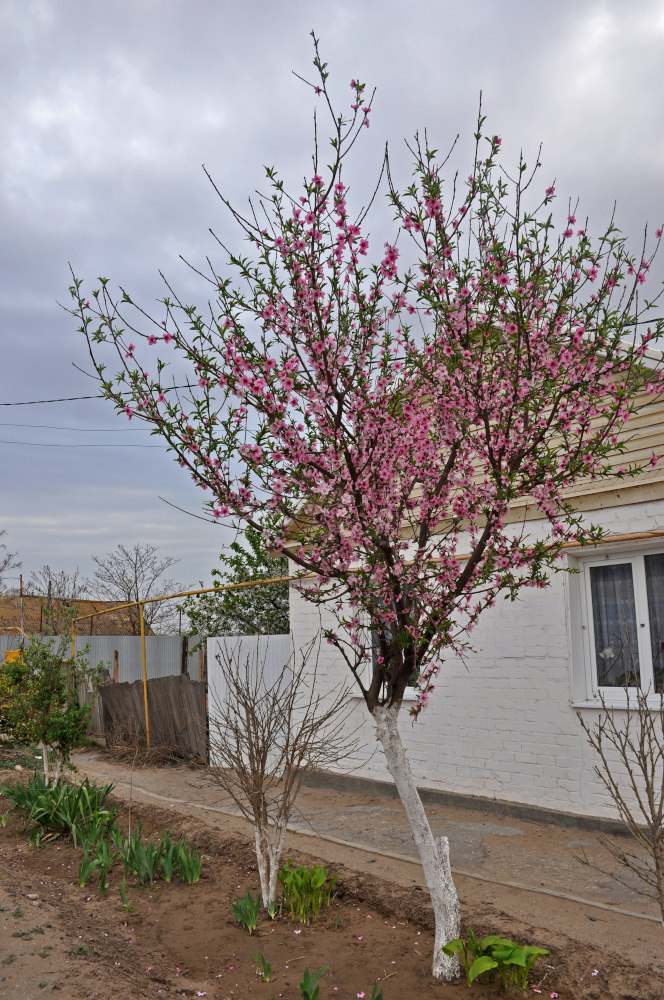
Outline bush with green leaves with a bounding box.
[279,860,337,924]
[0,618,104,783]
[1,776,203,897]
[0,774,117,846]
[442,928,549,988]
[179,525,289,639]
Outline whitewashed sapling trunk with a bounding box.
[373,704,461,981]
[254,812,288,908]
[39,741,50,786]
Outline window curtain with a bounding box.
[589,563,640,687]
[645,554,664,694]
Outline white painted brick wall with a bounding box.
[289,497,664,821]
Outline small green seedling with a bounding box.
[254,949,272,981]
[78,850,100,888]
[299,966,327,1000]
[118,877,134,913]
[231,890,261,934]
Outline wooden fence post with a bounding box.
[113,650,119,683]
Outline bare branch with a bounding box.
[205,636,357,908]
[577,682,664,924]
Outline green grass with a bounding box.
[0,742,44,771]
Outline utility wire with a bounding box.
[0,394,101,406]
[0,422,143,432]
[0,385,191,406]
[0,440,163,449]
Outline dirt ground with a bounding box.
[0,754,663,999]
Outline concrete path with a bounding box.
[71,749,661,925]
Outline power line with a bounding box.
[0,440,163,449]
[0,422,142,433]
[0,384,192,406]
[0,394,101,406]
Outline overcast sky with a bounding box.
[1,0,663,596]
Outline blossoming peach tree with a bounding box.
[69,38,663,980]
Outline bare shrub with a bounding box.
[577,684,664,925]
[103,720,196,768]
[206,638,356,910]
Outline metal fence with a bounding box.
[1,632,204,683]
[208,634,293,704]
[2,575,301,750]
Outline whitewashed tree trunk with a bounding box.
[255,828,270,905]
[254,815,288,909]
[373,703,461,981]
[39,742,50,785]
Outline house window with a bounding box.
[578,550,664,699]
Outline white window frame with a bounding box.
[569,541,664,709]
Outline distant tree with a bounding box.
[25,565,90,634]
[25,565,91,633]
[89,542,184,634]
[28,565,90,601]
[181,527,289,638]
[0,530,20,594]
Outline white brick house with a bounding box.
[289,387,664,821]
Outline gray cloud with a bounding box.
[1,0,662,589]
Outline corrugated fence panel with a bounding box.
[207,635,293,711]
[1,634,204,683]
[76,635,205,683]
[0,635,21,655]
[207,635,293,770]
[1,634,205,740]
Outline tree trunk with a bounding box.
[372,703,461,981]
[39,742,50,786]
[254,816,287,910]
[254,827,270,905]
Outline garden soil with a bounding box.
[0,749,662,999]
